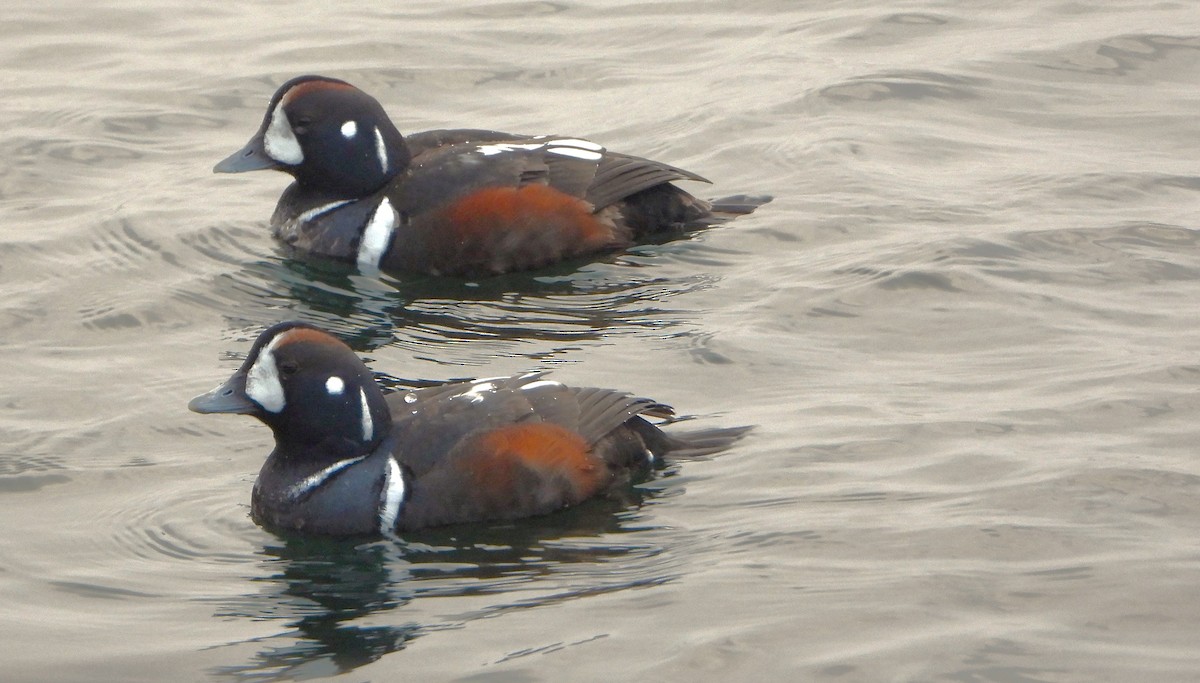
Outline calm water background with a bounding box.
[1,1,1198,681]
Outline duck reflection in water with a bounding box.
[201,222,720,360]
[212,485,675,680]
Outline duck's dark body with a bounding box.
[189,322,746,537]
[215,76,767,276]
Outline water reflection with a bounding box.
[213,538,417,680]
[190,232,713,364]
[212,484,675,681]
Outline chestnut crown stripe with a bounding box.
[282,77,356,103]
[273,326,352,350]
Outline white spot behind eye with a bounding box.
[325,376,345,395]
[359,387,373,442]
[341,120,358,138]
[263,105,303,165]
[245,333,288,413]
[373,126,388,172]
[357,197,397,268]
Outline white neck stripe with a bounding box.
[286,454,369,500]
[359,386,374,442]
[374,126,388,173]
[297,199,351,225]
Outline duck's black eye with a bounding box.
[278,359,300,376]
[292,117,312,136]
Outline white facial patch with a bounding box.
[244,332,288,413]
[378,455,405,534]
[286,454,368,500]
[373,126,388,173]
[340,120,358,139]
[357,197,397,268]
[263,104,304,165]
[325,376,345,395]
[359,387,373,442]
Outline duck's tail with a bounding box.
[630,414,752,460]
[662,424,753,459]
[705,194,773,220]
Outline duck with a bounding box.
[214,75,767,276]
[188,321,747,536]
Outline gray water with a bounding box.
[2,1,1199,681]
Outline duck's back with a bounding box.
[384,374,672,529]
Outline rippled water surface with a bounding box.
[2,1,1199,681]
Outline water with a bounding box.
[1,1,1199,680]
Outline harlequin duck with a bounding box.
[189,321,747,536]
[214,75,768,276]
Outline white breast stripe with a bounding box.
[286,454,369,500]
[357,197,397,268]
[378,456,405,534]
[359,387,373,442]
[520,380,561,391]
